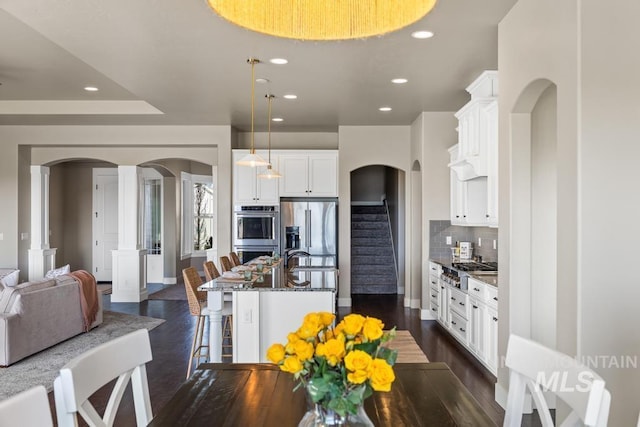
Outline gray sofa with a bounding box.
[0,273,103,367]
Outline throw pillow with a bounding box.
[0,269,20,287]
[45,264,70,279]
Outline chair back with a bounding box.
[503,334,610,427]
[183,267,206,317]
[219,256,233,272]
[203,260,221,282]
[0,385,53,427]
[229,252,241,267]
[53,329,153,427]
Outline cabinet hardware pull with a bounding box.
[463,215,467,218]
[472,305,478,309]
[431,281,436,285]
[451,321,457,325]
[451,297,456,301]
[474,288,480,292]
[493,317,498,322]
[456,215,460,218]
[432,308,436,311]
[431,294,436,298]
[460,328,466,333]
[459,302,464,306]
[493,297,498,301]
[441,286,444,289]
[486,214,489,218]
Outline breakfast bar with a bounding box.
[199,259,337,363]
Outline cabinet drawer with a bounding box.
[430,294,439,309]
[428,286,439,300]
[449,287,469,319]
[428,275,440,288]
[428,262,442,276]
[450,311,468,342]
[486,285,498,308]
[468,278,486,300]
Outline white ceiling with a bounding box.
[0,0,516,131]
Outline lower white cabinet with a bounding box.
[432,272,498,376]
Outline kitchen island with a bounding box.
[199,261,337,363]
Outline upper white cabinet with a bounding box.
[449,70,498,227]
[279,151,338,197]
[449,145,488,226]
[449,71,498,182]
[233,150,279,205]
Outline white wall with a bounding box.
[0,125,233,280]
[500,0,640,423]
[338,126,411,307]
[236,132,338,150]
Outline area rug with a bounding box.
[148,284,187,300]
[0,311,164,400]
[97,284,112,295]
[387,330,429,363]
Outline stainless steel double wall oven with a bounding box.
[233,205,279,264]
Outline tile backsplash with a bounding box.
[429,220,498,262]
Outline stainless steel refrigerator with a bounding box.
[280,198,338,266]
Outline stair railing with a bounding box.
[383,199,399,285]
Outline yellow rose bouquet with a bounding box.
[267,312,397,419]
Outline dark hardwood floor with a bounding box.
[48,291,509,426]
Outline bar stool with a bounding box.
[204,261,234,343]
[182,267,232,379]
[219,256,233,272]
[229,252,241,267]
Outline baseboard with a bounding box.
[337,297,351,307]
[403,297,411,308]
[163,277,177,285]
[420,309,437,320]
[410,298,420,309]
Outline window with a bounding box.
[182,171,217,257]
[143,178,162,255]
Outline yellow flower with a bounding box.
[368,358,395,392]
[362,317,384,341]
[297,318,322,340]
[334,322,344,336]
[341,314,366,336]
[285,332,300,354]
[294,340,315,362]
[266,343,286,364]
[344,349,372,372]
[347,369,369,384]
[322,328,334,342]
[316,337,345,366]
[280,356,303,374]
[319,312,335,327]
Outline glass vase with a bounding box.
[298,403,374,427]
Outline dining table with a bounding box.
[149,363,496,426]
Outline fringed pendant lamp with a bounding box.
[258,94,282,179]
[208,0,437,41]
[236,58,269,167]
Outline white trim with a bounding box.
[420,309,437,320]
[163,277,177,285]
[337,297,351,307]
[410,298,421,309]
[403,297,411,308]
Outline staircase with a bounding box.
[351,205,397,294]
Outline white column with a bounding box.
[206,290,224,362]
[28,165,56,280]
[111,166,148,302]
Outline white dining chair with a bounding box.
[53,328,153,427]
[503,334,610,427]
[0,385,53,427]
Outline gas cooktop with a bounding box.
[451,261,498,272]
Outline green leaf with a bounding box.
[377,347,398,366]
[307,377,330,402]
[353,341,377,355]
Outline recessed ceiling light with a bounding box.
[379,107,392,112]
[411,30,434,39]
[283,94,297,100]
[269,58,288,65]
[272,117,284,122]
[391,78,408,84]
[256,78,270,84]
[84,86,99,92]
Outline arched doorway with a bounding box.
[349,165,405,296]
[510,79,562,351]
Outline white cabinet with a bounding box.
[426,262,441,320]
[449,145,488,226]
[467,277,499,375]
[279,151,338,197]
[485,100,499,227]
[233,150,279,205]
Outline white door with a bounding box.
[93,168,118,282]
